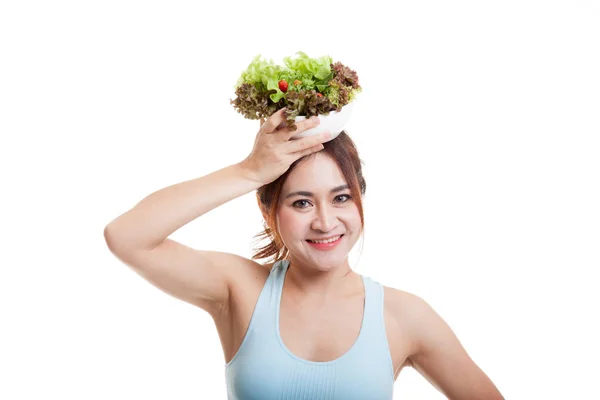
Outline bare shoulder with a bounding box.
[382,285,439,342]
[382,285,427,327]
[223,257,275,308]
[226,256,272,285]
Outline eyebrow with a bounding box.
[284,184,350,199]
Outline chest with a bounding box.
[278,294,364,362]
[216,271,413,381]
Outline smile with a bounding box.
[306,234,344,250]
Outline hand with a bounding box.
[239,108,329,186]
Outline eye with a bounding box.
[337,194,351,203]
[292,194,352,209]
[292,199,311,209]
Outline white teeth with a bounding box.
[308,235,341,244]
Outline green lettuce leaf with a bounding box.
[234,55,282,88]
[283,51,333,80]
[231,51,361,128]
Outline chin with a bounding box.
[290,249,344,265]
[306,251,349,268]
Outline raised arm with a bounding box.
[103,109,328,315]
[104,162,262,252]
[103,162,264,313]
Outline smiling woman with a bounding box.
[104,108,504,399]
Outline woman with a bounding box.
[104,108,504,399]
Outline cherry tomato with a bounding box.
[278,80,288,92]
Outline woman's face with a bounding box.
[276,153,362,271]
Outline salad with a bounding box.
[230,51,361,131]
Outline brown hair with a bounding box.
[251,130,367,264]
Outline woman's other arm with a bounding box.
[404,294,505,400]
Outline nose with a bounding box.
[311,205,339,233]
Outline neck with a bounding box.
[284,257,358,300]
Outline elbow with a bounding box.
[103,223,120,253]
[103,222,161,255]
[104,222,131,255]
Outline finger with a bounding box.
[285,131,330,154]
[283,116,321,140]
[291,143,325,160]
[259,108,287,134]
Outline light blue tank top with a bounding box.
[225,259,394,399]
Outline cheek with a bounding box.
[277,209,304,238]
[344,208,362,233]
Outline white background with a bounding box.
[1,0,598,399]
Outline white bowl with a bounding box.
[291,101,354,142]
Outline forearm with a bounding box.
[104,161,262,251]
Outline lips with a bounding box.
[306,234,344,243]
[306,234,344,250]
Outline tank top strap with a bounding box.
[234,259,286,336]
[265,259,288,318]
[357,275,386,340]
[352,274,394,380]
